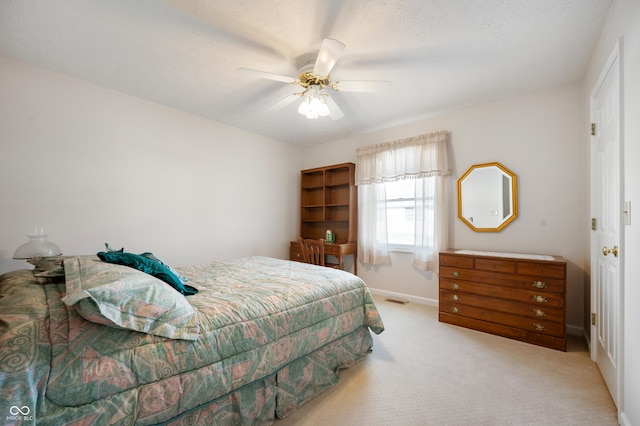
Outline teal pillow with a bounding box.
[139,252,189,284]
[97,251,198,296]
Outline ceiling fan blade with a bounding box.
[324,94,344,120]
[313,38,346,77]
[266,93,301,112]
[334,80,392,93]
[237,67,297,84]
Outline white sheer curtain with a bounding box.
[356,131,451,272]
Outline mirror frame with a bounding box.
[457,162,518,232]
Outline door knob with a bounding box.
[602,245,619,257]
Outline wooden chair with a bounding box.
[298,237,341,269]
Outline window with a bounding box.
[355,131,451,271]
[384,179,435,250]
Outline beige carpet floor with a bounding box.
[275,295,618,425]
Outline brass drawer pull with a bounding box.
[451,271,461,278]
[451,294,462,302]
[532,281,547,289]
[532,323,546,332]
[451,282,461,290]
[531,295,548,303]
[451,306,461,314]
[532,309,546,317]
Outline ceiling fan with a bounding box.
[237,38,392,119]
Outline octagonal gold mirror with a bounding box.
[457,162,518,232]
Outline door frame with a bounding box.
[589,38,624,412]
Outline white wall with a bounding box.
[302,83,588,331]
[583,1,640,424]
[0,55,302,274]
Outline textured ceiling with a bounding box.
[0,0,612,147]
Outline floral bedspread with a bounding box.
[0,256,383,425]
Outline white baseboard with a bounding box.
[370,287,588,338]
[619,412,630,426]
[566,324,583,337]
[368,288,438,307]
[582,327,591,349]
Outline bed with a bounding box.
[0,255,384,425]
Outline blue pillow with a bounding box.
[97,251,198,296]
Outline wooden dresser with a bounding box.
[439,250,567,351]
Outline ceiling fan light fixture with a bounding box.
[298,87,330,119]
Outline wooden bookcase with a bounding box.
[299,162,357,243]
[291,162,358,273]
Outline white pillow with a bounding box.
[62,257,199,341]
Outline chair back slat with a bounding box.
[299,238,325,266]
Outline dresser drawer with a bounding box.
[439,279,564,308]
[440,266,565,293]
[517,261,565,279]
[439,289,564,323]
[439,313,566,351]
[439,253,474,269]
[475,258,516,273]
[440,300,565,337]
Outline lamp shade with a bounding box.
[13,229,62,259]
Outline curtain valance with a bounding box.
[355,131,451,185]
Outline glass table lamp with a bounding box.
[13,228,62,259]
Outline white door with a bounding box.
[590,41,622,409]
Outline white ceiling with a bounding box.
[0,0,612,147]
